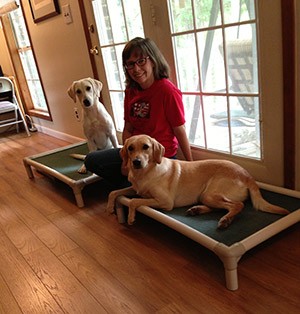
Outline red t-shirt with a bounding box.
[124,78,185,157]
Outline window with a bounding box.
[168,0,259,158]
[8,5,51,118]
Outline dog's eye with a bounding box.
[143,144,149,150]
[128,145,134,152]
[76,89,81,94]
[86,86,91,91]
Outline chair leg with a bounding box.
[15,108,19,133]
[18,108,31,137]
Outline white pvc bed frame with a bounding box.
[114,183,300,291]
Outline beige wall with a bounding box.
[0,0,94,142]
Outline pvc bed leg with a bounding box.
[214,242,246,291]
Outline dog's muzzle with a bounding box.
[132,158,142,169]
[83,99,91,107]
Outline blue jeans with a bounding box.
[84,148,131,190]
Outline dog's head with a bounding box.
[120,135,165,170]
[67,78,103,108]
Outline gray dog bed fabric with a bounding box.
[115,184,300,290]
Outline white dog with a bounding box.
[68,78,118,173]
[107,135,289,228]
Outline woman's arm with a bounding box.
[173,124,193,161]
[122,121,134,144]
[121,121,134,176]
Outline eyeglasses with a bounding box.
[125,56,149,70]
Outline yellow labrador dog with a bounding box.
[107,135,289,228]
[68,78,118,173]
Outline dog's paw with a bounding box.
[185,205,211,216]
[127,208,136,225]
[185,206,199,216]
[127,216,135,225]
[106,202,115,215]
[78,164,87,174]
[217,216,234,229]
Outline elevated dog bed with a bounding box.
[114,183,300,290]
[23,142,100,207]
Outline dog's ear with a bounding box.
[89,78,103,98]
[67,82,77,103]
[120,141,129,165]
[152,138,165,164]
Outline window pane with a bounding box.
[184,94,205,147]
[102,45,125,90]
[110,91,124,130]
[9,8,48,113]
[19,50,47,111]
[123,0,144,39]
[222,0,255,24]
[92,0,113,45]
[106,0,127,43]
[229,96,260,158]
[9,9,30,48]
[204,95,230,152]
[173,34,199,92]
[195,0,221,29]
[168,0,193,33]
[224,25,258,95]
[198,29,226,92]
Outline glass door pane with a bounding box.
[168,0,260,159]
[92,0,144,131]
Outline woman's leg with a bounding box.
[84,148,130,189]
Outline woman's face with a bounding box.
[125,50,155,89]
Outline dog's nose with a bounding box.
[83,99,91,107]
[133,158,142,169]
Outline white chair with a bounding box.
[0,76,30,136]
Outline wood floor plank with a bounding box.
[0,234,63,313]
[1,193,78,256]
[0,273,22,314]
[0,198,44,255]
[24,246,107,313]
[60,247,154,313]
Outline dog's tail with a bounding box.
[70,153,86,161]
[248,179,289,215]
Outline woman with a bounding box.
[85,37,192,189]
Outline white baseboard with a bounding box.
[36,125,84,143]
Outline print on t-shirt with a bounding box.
[131,102,150,118]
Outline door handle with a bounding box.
[90,46,99,55]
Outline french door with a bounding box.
[81,0,285,186]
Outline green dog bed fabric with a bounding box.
[159,189,299,246]
[31,142,92,181]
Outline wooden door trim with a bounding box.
[78,0,99,80]
[281,0,296,189]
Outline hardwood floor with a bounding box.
[0,131,299,314]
